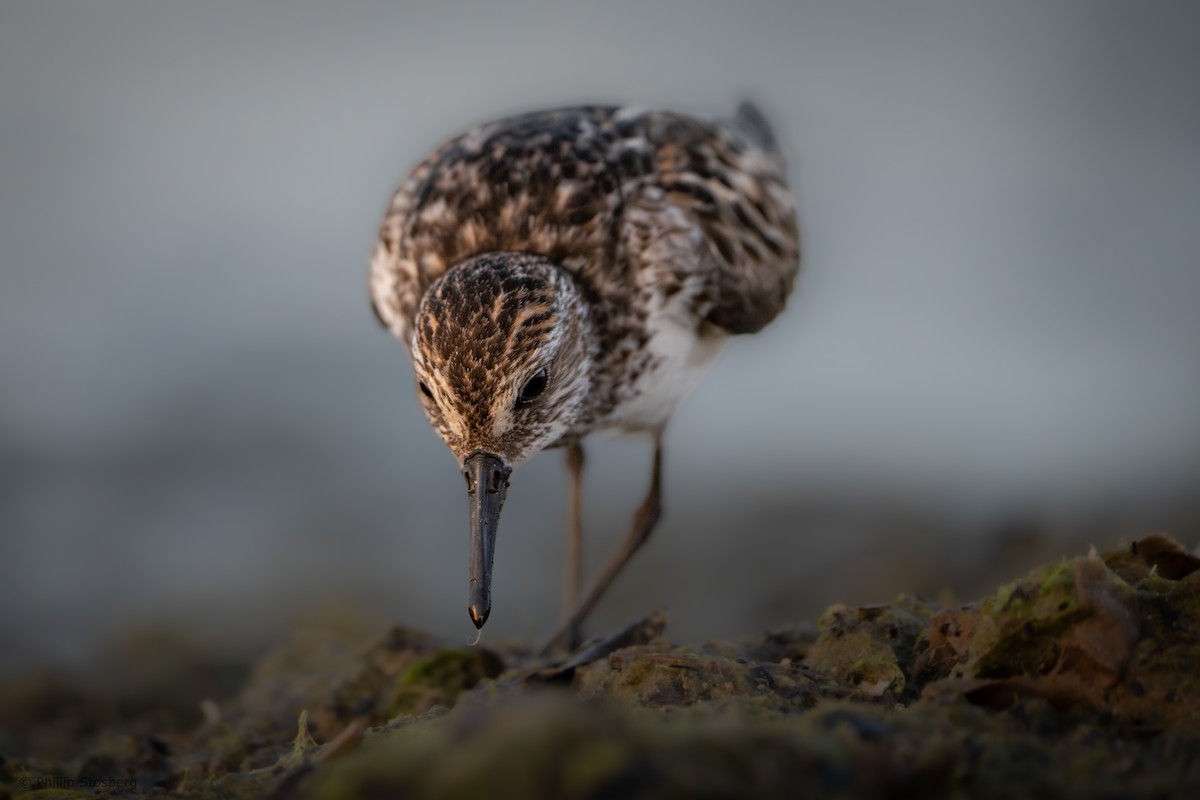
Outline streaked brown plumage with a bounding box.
[369,103,800,646]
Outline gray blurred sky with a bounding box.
[2,1,1198,671]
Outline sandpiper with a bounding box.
[369,103,800,648]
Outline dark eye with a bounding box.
[418,381,434,400]
[516,369,548,407]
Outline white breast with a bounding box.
[605,315,728,432]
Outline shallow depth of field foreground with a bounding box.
[3,533,1198,799]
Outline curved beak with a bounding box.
[462,450,512,629]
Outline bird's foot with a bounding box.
[530,611,667,675]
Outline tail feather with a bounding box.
[730,101,785,170]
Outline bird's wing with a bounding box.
[621,106,801,335]
[369,139,453,347]
[369,105,801,347]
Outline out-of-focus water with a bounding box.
[2,1,1198,674]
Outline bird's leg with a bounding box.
[562,441,585,649]
[541,433,663,656]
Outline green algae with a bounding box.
[389,647,504,715]
[3,535,1199,799]
[806,597,935,700]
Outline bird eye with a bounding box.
[516,369,549,407]
[418,381,434,400]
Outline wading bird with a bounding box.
[369,103,799,649]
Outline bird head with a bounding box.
[410,252,596,628]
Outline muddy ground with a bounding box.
[2,534,1198,799]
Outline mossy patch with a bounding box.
[388,647,505,715]
[3,535,1199,799]
[805,598,935,700]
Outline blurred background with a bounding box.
[2,1,1198,678]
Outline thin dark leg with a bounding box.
[563,441,585,647]
[541,433,663,655]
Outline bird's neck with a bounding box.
[541,264,611,432]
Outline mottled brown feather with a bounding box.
[369,104,800,349]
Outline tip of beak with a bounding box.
[468,603,489,629]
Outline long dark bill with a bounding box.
[462,451,512,629]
